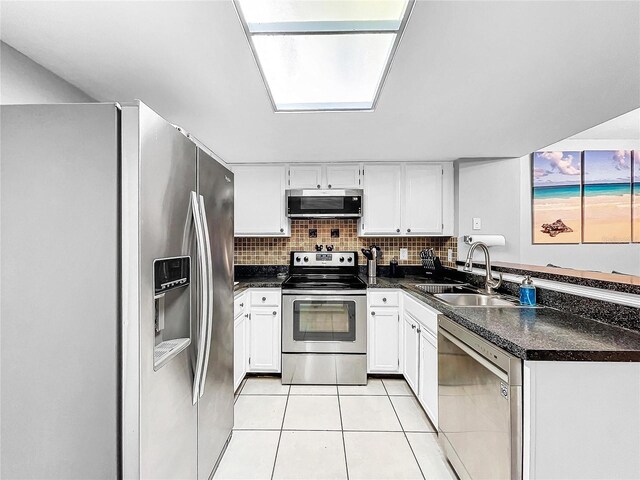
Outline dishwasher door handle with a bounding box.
[439,327,509,383]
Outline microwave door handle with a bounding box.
[198,194,214,398]
[189,191,208,405]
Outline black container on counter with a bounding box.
[388,257,404,278]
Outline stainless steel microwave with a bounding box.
[286,189,363,218]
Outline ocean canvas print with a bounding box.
[634,150,640,243]
[583,150,632,243]
[532,151,582,244]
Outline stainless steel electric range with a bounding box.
[281,251,367,385]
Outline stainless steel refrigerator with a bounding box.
[1,101,234,479]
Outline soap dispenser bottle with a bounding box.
[519,275,536,306]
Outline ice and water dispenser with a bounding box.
[153,256,191,370]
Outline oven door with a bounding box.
[282,292,367,354]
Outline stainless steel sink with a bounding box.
[433,293,518,307]
[414,284,478,295]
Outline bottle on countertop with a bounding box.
[519,275,536,306]
[389,257,399,278]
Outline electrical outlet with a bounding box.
[399,248,408,260]
[448,249,453,262]
[472,217,481,230]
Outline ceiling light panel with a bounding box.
[235,0,413,112]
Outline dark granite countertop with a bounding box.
[366,275,640,362]
[234,276,285,295]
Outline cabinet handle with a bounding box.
[412,324,416,330]
[328,184,332,188]
[272,311,277,316]
[317,184,321,189]
[407,228,411,233]
[262,297,266,302]
[417,327,421,333]
[239,303,244,307]
[382,297,387,302]
[371,311,376,316]
[396,228,400,233]
[280,228,284,233]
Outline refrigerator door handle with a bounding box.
[198,194,214,397]
[190,191,208,405]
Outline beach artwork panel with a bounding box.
[583,150,632,243]
[532,151,582,244]
[633,150,640,243]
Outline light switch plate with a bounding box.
[399,248,408,260]
[472,217,481,230]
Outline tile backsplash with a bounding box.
[234,219,457,267]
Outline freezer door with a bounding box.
[196,148,235,479]
[125,102,199,479]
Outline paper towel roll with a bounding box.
[464,234,506,247]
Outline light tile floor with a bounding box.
[214,377,457,480]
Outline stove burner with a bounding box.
[282,251,365,291]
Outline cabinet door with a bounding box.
[403,314,419,394]
[234,165,288,236]
[325,164,361,189]
[288,165,323,189]
[367,308,400,373]
[233,314,247,391]
[361,164,402,235]
[403,164,443,235]
[419,328,438,428]
[249,307,281,373]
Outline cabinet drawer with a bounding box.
[404,293,439,334]
[250,290,281,307]
[368,291,399,307]
[234,294,247,318]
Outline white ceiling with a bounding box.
[1,1,639,164]
[569,108,640,140]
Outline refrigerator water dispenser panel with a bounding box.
[153,256,191,370]
[154,256,190,293]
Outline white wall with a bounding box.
[457,141,640,275]
[457,158,523,264]
[1,42,94,104]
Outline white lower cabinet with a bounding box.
[233,311,248,391]
[367,290,440,428]
[418,327,438,426]
[233,292,248,391]
[367,308,400,373]
[234,288,282,382]
[403,293,440,428]
[247,289,281,373]
[367,289,400,374]
[402,312,420,393]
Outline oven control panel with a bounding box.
[292,251,356,266]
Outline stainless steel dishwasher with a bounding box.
[438,316,522,480]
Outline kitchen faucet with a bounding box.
[463,242,503,295]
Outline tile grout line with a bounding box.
[269,384,290,480]
[382,380,427,480]
[336,385,350,480]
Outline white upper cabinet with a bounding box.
[234,165,289,236]
[403,164,443,235]
[325,164,361,189]
[288,164,361,190]
[360,164,402,235]
[360,162,454,237]
[288,165,323,189]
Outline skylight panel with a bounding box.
[234,0,413,112]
